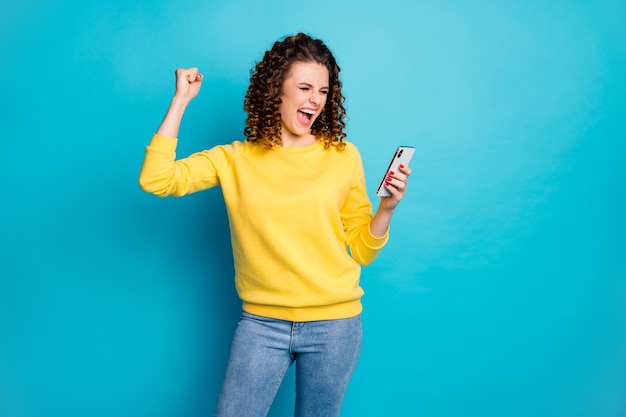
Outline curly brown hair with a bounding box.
[243,33,347,150]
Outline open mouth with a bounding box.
[297,109,316,125]
[298,109,315,120]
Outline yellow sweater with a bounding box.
[139,134,388,321]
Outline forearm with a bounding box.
[156,95,191,138]
[369,204,395,238]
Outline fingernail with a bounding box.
[386,176,392,182]
[399,164,404,169]
[389,171,395,176]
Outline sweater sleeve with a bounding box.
[138,134,222,197]
[341,145,389,266]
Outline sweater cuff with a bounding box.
[364,224,390,250]
[148,133,178,152]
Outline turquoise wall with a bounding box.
[1,1,624,416]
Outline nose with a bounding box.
[309,92,323,105]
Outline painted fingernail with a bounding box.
[399,164,405,169]
[386,176,392,182]
[389,171,395,176]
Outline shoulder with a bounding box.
[341,140,360,154]
[206,139,257,156]
[336,140,363,163]
[213,139,247,151]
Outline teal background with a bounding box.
[1,0,625,416]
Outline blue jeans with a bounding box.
[214,312,362,417]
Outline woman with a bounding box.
[139,33,410,417]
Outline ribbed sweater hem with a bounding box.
[242,300,363,322]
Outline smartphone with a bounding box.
[376,146,415,197]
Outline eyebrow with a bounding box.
[297,82,329,90]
